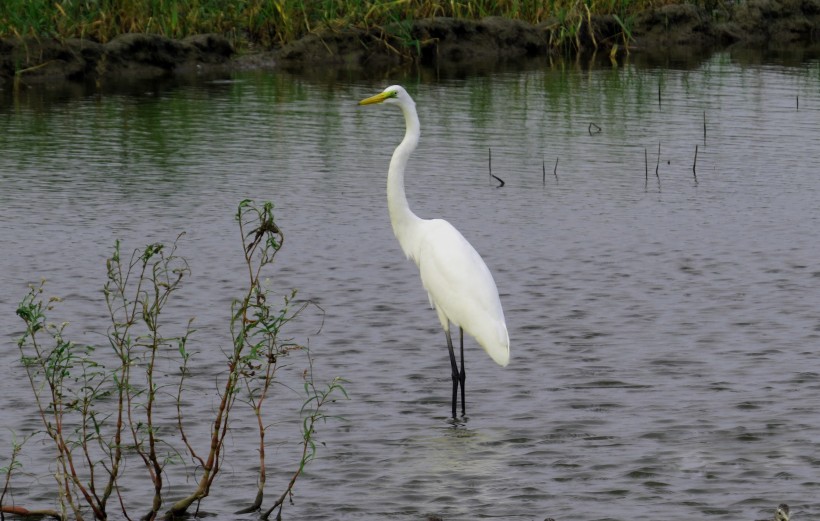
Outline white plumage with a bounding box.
[360,85,510,416]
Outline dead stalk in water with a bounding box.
[488,147,505,188]
[693,144,699,184]
[655,141,661,180]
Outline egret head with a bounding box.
[359,85,413,108]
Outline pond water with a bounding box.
[2,50,820,521]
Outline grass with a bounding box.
[0,0,707,50]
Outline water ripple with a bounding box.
[2,54,820,521]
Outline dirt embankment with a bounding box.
[1,0,819,85]
[0,33,233,84]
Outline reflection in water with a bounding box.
[1,52,819,521]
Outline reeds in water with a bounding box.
[0,0,703,49]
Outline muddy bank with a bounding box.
[273,0,820,68]
[2,0,820,85]
[0,33,233,85]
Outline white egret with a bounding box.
[359,85,510,418]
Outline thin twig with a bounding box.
[644,147,648,184]
[488,147,492,184]
[703,111,706,144]
[0,506,63,520]
[693,144,699,184]
[655,141,661,179]
[488,147,504,187]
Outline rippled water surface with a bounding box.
[2,53,820,521]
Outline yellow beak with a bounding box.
[359,91,393,105]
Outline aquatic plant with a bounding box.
[0,0,698,51]
[10,200,346,521]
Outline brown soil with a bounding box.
[0,33,232,84]
[2,0,819,85]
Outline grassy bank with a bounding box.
[0,0,702,49]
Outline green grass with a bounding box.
[0,0,699,49]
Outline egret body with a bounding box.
[359,85,510,417]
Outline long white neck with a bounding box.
[388,101,424,260]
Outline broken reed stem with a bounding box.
[658,78,661,108]
[703,111,706,143]
[488,147,492,183]
[693,144,699,184]
[540,155,557,186]
[488,147,504,188]
[655,141,661,179]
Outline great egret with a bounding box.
[359,85,510,418]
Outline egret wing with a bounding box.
[416,219,509,366]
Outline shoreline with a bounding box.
[2,1,820,85]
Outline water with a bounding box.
[2,53,820,521]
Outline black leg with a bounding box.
[459,327,466,415]
[445,329,459,418]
